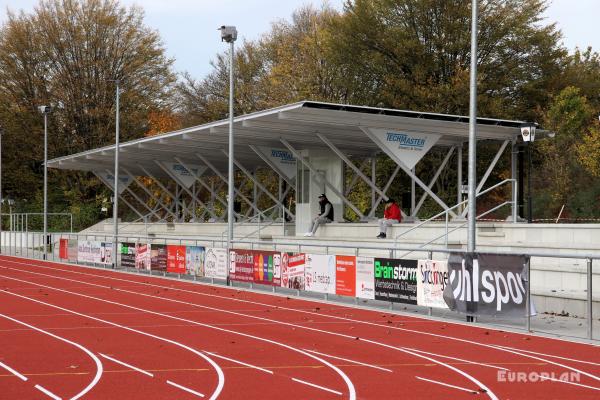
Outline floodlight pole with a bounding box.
[42,109,49,260]
[113,80,120,268]
[220,25,237,285]
[0,126,2,254]
[467,0,478,253]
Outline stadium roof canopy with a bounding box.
[48,101,538,178]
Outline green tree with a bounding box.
[0,0,176,228]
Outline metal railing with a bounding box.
[1,212,73,233]
[0,229,596,341]
[394,179,515,249]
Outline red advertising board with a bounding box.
[167,245,186,274]
[335,255,356,297]
[59,239,69,259]
[281,253,305,290]
[230,249,254,282]
[253,250,281,286]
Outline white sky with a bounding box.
[0,0,598,80]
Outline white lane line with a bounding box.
[99,353,154,377]
[405,347,509,371]
[0,289,224,400]
[303,349,393,372]
[5,259,598,395]
[0,360,28,381]
[166,380,205,397]
[415,376,479,394]
[0,275,353,400]
[535,373,600,391]
[34,384,62,400]
[291,377,342,395]
[496,345,600,367]
[0,313,103,400]
[204,351,273,374]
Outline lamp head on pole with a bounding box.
[218,25,237,43]
[520,123,537,142]
[38,105,52,114]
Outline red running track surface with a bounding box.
[0,255,599,399]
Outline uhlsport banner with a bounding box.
[304,254,336,294]
[204,247,227,279]
[365,128,440,170]
[160,162,207,188]
[374,258,417,304]
[97,172,132,194]
[417,259,449,309]
[281,253,305,290]
[355,256,375,300]
[255,146,297,180]
[443,253,531,318]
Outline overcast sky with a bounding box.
[0,0,598,80]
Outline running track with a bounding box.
[0,255,598,399]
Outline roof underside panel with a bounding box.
[48,101,534,178]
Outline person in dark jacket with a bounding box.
[304,193,334,237]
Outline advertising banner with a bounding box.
[167,245,186,274]
[204,248,228,279]
[186,246,205,276]
[120,242,136,268]
[255,146,297,180]
[160,162,207,188]
[443,253,531,317]
[150,244,167,271]
[253,250,281,286]
[365,128,440,170]
[304,254,336,294]
[417,259,449,309]
[230,249,255,282]
[374,258,418,304]
[135,243,150,270]
[77,241,112,265]
[356,256,375,300]
[67,239,78,263]
[335,255,356,297]
[281,253,305,290]
[59,239,68,260]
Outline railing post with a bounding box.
[445,212,449,248]
[587,258,593,340]
[526,257,531,332]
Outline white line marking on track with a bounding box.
[166,380,205,397]
[496,345,600,367]
[303,349,393,372]
[535,374,600,391]
[291,377,343,395]
[415,376,478,394]
[0,360,28,381]
[34,384,62,400]
[99,353,154,377]
[204,351,273,374]
[405,347,509,371]
[0,289,224,400]
[0,275,354,400]
[0,313,102,400]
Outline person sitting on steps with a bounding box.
[304,193,334,237]
[377,198,401,239]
